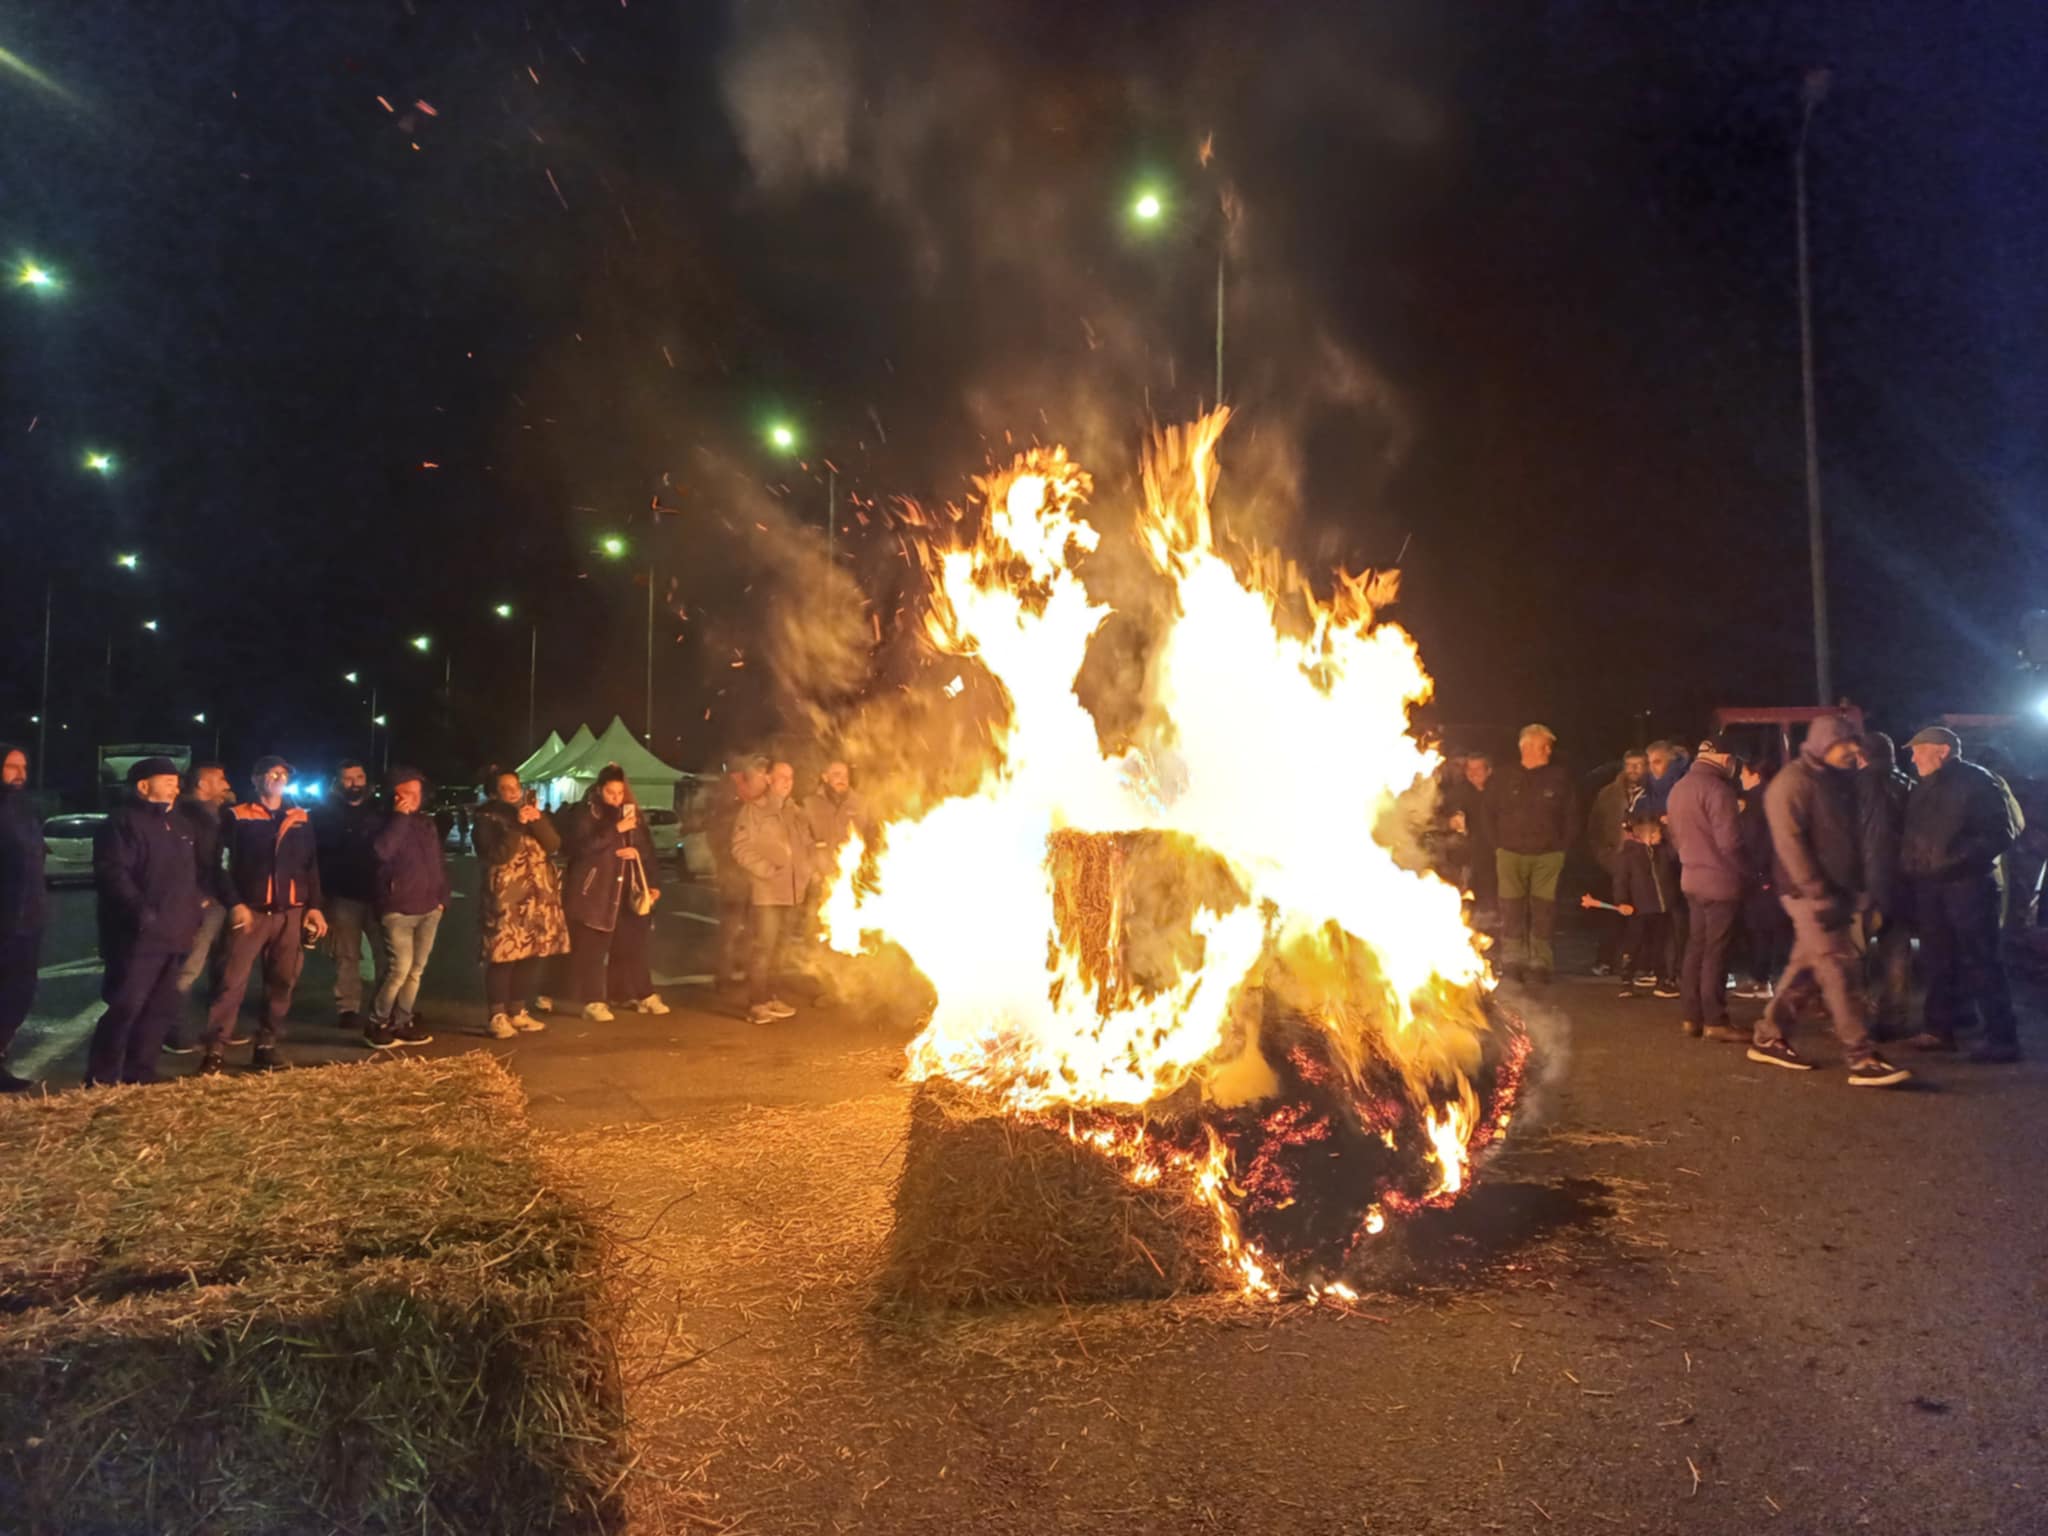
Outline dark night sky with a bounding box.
[4,0,2045,792]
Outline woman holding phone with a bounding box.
[561,764,666,1021]
[472,769,570,1038]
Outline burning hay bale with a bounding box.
[881,1079,1230,1307]
[0,1056,628,1534]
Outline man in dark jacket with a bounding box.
[1900,726,2023,1062]
[364,767,445,1050]
[1665,736,1748,1043]
[1586,750,1648,974]
[203,756,328,1073]
[707,754,769,988]
[89,757,204,1086]
[0,744,45,1091]
[164,761,235,1055]
[1854,732,1915,1040]
[313,760,384,1031]
[1750,716,1910,1086]
[1493,724,1579,983]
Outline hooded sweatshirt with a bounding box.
[1763,715,1863,914]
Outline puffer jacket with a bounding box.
[561,799,657,933]
[221,801,323,913]
[733,792,811,907]
[1900,757,2021,884]
[1665,757,1745,901]
[1764,724,1862,915]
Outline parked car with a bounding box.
[641,807,682,862]
[44,812,108,886]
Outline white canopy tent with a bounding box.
[540,715,686,811]
[511,730,566,782]
[520,724,596,804]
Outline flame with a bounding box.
[828,412,1522,1290]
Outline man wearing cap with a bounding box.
[203,757,329,1073]
[1664,736,1748,1043]
[0,744,46,1091]
[1493,724,1578,984]
[88,757,203,1085]
[1751,716,1911,1086]
[1900,727,2023,1062]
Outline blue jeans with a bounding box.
[373,909,443,1027]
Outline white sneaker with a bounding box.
[582,1001,614,1022]
[510,1009,547,1033]
[747,1003,779,1025]
[764,998,796,1020]
[485,1013,517,1040]
[534,994,555,1015]
[633,993,671,1016]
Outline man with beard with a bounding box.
[1444,751,1498,927]
[313,761,384,1032]
[1901,727,2023,1063]
[1587,749,1649,975]
[89,757,203,1086]
[803,760,868,930]
[733,760,810,1024]
[1493,724,1578,984]
[163,761,237,1056]
[1750,716,1911,1087]
[204,757,329,1074]
[0,744,45,1091]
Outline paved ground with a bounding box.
[14,865,2046,1534]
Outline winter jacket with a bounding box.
[561,799,658,933]
[473,799,569,964]
[1613,838,1672,916]
[1640,755,1689,819]
[1900,758,2022,885]
[733,791,811,907]
[1493,762,1579,856]
[0,784,47,938]
[221,801,324,913]
[1764,722,1862,917]
[94,800,203,955]
[1737,786,1775,892]
[1665,758,1745,901]
[706,782,755,900]
[174,796,233,908]
[372,811,451,916]
[313,798,383,905]
[804,787,868,861]
[1587,771,1646,875]
[1855,765,1914,914]
[1443,778,1495,861]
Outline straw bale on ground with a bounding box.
[0,1056,628,1535]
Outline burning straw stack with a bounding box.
[0,1056,628,1535]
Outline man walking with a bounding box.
[204,757,328,1074]
[1900,727,2024,1063]
[313,761,383,1032]
[1494,724,1577,984]
[164,761,235,1056]
[365,767,444,1049]
[733,760,810,1024]
[1666,736,1748,1043]
[1750,716,1910,1087]
[89,757,203,1086]
[0,744,45,1091]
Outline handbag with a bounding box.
[627,848,660,917]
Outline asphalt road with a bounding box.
[13,875,2045,1533]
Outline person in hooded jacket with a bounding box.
[0,744,45,1091]
[1665,736,1749,1043]
[1750,716,1911,1087]
[89,757,204,1086]
[561,765,666,1022]
[1900,726,2023,1062]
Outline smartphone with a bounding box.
[524,788,538,808]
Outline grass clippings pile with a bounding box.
[0,1055,627,1535]
[882,1080,1225,1308]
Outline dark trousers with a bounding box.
[1681,896,1739,1028]
[717,889,752,981]
[90,945,184,1085]
[1864,918,1914,1039]
[1916,875,2018,1048]
[206,909,305,1051]
[569,911,653,1005]
[0,928,40,1059]
[485,956,545,1013]
[749,904,789,1006]
[1741,888,1790,984]
[1620,911,1667,976]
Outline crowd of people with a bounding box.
[1436,718,2032,1089]
[0,740,867,1091]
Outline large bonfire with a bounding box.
[825,412,1528,1298]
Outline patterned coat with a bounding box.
[473,799,570,964]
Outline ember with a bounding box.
[831,413,1528,1297]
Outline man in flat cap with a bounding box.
[88,756,202,1085]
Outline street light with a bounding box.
[493,602,540,745]
[114,552,139,571]
[1796,66,1833,706]
[141,619,158,633]
[84,451,114,474]
[372,714,388,727]
[1127,175,1228,402]
[409,634,431,653]
[1131,190,1164,222]
[599,534,627,559]
[15,261,57,291]
[343,670,359,685]
[493,601,514,619]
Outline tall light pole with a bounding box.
[495,602,538,745]
[600,535,657,743]
[1796,67,1832,706]
[36,583,51,789]
[767,419,838,561]
[1131,184,1227,403]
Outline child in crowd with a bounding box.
[1612,811,1677,999]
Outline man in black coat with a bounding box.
[1901,727,2023,1062]
[164,761,236,1055]
[1493,724,1579,983]
[89,757,204,1086]
[0,744,45,1091]
[312,760,384,1030]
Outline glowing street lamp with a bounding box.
[372,714,388,728]
[493,602,514,619]
[192,712,206,724]
[114,552,139,571]
[1131,189,1164,222]
[342,671,360,686]
[766,421,797,452]
[599,534,627,559]
[15,262,55,291]
[409,634,431,653]
[141,619,159,633]
[84,451,115,474]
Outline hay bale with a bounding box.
[0,1057,628,1534]
[881,1080,1226,1308]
